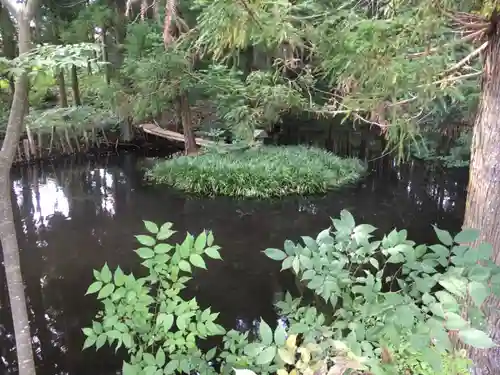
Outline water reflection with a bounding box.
[0,153,467,375]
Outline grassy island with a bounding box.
[147,145,366,198]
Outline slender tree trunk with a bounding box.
[178,93,198,155]
[0,6,37,375]
[102,27,111,85]
[70,65,81,106]
[464,23,500,375]
[57,69,68,107]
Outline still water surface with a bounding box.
[0,152,467,374]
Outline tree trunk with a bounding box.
[178,92,198,155]
[463,24,500,375]
[0,8,36,375]
[70,65,81,106]
[57,69,68,107]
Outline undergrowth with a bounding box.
[146,146,366,198]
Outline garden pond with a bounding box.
[0,150,468,375]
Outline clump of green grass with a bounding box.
[147,145,366,198]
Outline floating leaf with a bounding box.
[143,220,159,234]
[86,281,103,295]
[189,254,207,269]
[135,235,156,247]
[459,328,497,349]
[264,248,287,261]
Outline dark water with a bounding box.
[0,152,468,375]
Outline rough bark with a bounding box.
[463,21,500,375]
[178,93,198,155]
[0,1,38,374]
[57,69,68,107]
[70,65,81,106]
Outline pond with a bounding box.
[0,151,468,375]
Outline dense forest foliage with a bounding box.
[4,0,500,375]
[0,0,482,165]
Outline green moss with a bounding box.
[146,145,366,198]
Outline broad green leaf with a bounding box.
[189,254,207,269]
[233,370,258,375]
[143,353,156,366]
[454,228,480,244]
[154,243,172,254]
[369,258,379,269]
[95,334,106,349]
[469,281,489,307]
[255,346,277,365]
[122,362,137,375]
[195,231,207,252]
[86,281,103,295]
[205,246,222,259]
[264,248,287,261]
[122,333,133,348]
[387,253,404,263]
[301,236,318,251]
[157,313,174,331]
[179,260,192,273]
[114,267,126,286]
[433,226,453,246]
[100,263,112,283]
[207,231,214,246]
[135,235,156,247]
[278,347,295,364]
[82,327,94,336]
[135,247,155,259]
[421,347,442,372]
[156,347,166,367]
[82,335,96,349]
[444,312,468,330]
[244,343,265,356]
[97,283,115,299]
[259,319,273,345]
[459,328,497,349]
[274,324,287,346]
[164,360,179,375]
[144,220,159,234]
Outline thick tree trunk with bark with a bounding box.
[57,69,68,107]
[463,23,500,375]
[0,3,37,374]
[70,65,81,106]
[178,93,198,155]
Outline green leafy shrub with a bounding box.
[83,213,496,375]
[146,146,366,198]
[264,210,498,374]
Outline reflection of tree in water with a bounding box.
[2,156,131,374]
[0,152,469,375]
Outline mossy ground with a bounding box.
[147,145,366,198]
